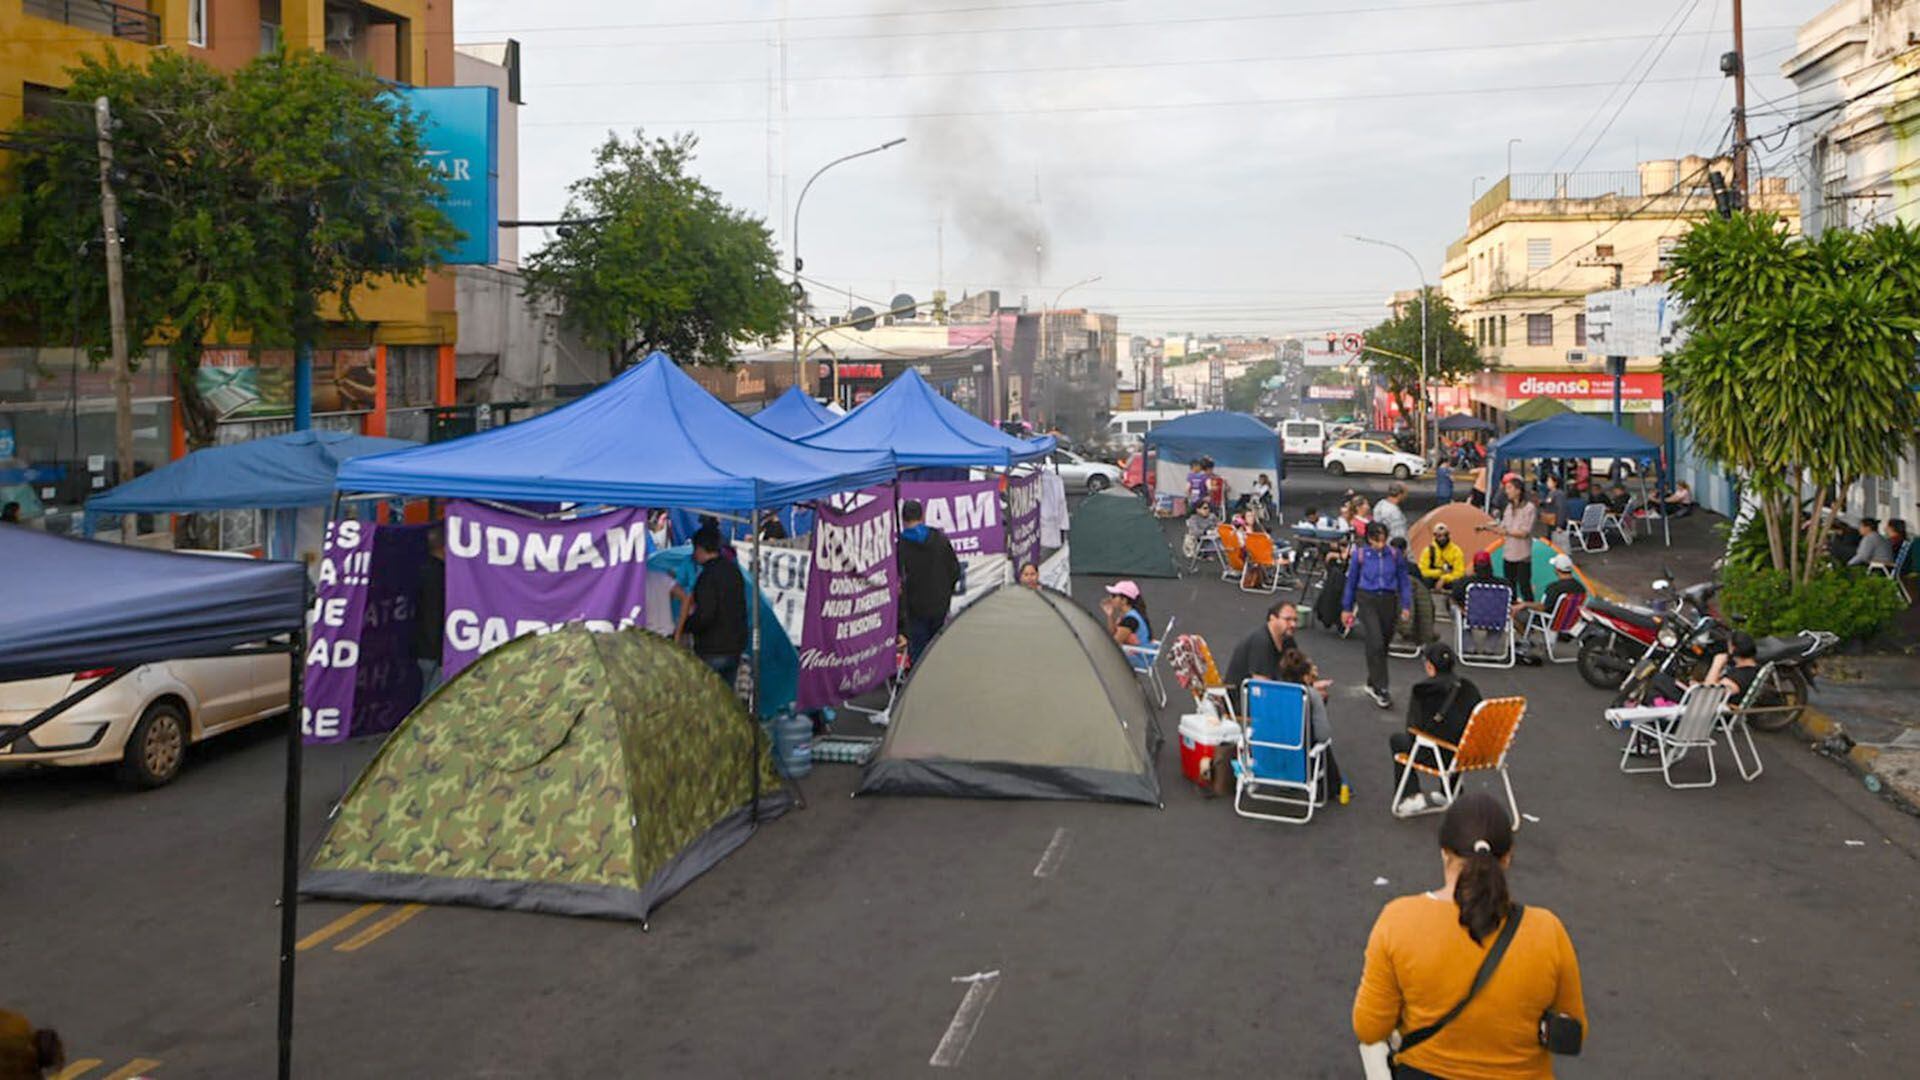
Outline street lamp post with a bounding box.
[790,137,905,393]
[1506,137,1523,181]
[1348,235,1429,460]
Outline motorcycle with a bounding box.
[1613,583,1730,707]
[1738,630,1840,732]
[1574,577,1682,690]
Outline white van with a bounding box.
[1280,418,1326,458]
[1106,409,1195,449]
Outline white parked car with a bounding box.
[0,552,293,788]
[1051,448,1122,493]
[1323,438,1428,480]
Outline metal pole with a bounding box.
[294,340,313,431]
[748,508,764,823]
[93,97,134,520]
[277,586,309,1080]
[1348,236,1429,459]
[1507,138,1522,180]
[790,138,906,389]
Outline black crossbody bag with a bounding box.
[1390,903,1583,1073]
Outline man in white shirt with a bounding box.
[1372,482,1410,542]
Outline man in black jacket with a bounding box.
[677,525,749,688]
[896,499,961,665]
[411,524,446,702]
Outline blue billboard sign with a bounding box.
[396,85,499,266]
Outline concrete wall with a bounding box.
[452,266,605,402]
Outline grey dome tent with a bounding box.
[857,587,1162,805]
[1070,489,1179,578]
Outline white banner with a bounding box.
[1040,543,1072,591]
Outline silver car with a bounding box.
[0,553,293,788]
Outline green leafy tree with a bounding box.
[0,49,452,449]
[1224,358,1279,413]
[1666,213,1920,585]
[1357,287,1482,423]
[522,132,787,367]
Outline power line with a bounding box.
[1543,0,1697,177]
[1562,0,1702,178]
[523,73,1726,128]
[462,0,1120,35]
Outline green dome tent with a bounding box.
[1506,396,1573,425]
[1070,489,1179,578]
[302,626,785,924]
[857,587,1162,805]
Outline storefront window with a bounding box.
[0,347,173,537]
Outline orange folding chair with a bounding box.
[1391,696,1526,829]
[1216,524,1247,583]
[1240,531,1280,594]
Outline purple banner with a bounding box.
[442,501,651,678]
[797,490,898,709]
[302,520,425,744]
[900,479,1005,556]
[1006,471,1042,573]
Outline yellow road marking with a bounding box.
[100,1060,162,1080]
[296,903,384,952]
[334,902,426,952]
[49,1061,102,1080]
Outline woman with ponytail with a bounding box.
[1353,793,1586,1078]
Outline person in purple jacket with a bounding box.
[1342,520,1413,709]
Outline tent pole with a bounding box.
[749,508,763,824]
[276,584,309,1080]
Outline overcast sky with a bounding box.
[453,0,1818,337]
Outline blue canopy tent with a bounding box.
[1142,410,1283,507]
[751,385,840,439]
[337,352,897,508]
[84,429,416,559]
[1487,412,1667,545]
[0,526,309,1073]
[799,368,1054,468]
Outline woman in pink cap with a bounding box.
[1101,580,1154,663]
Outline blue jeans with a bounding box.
[904,616,944,667]
[703,654,742,690]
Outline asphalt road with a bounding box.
[6,467,1920,1077]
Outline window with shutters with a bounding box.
[1499,315,1508,347]
[1574,313,1587,347]
[1527,238,1551,270]
[1527,314,1553,346]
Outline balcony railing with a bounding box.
[23,0,161,45]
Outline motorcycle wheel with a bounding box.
[1577,637,1634,690]
[1747,668,1810,733]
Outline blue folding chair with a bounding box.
[1232,679,1327,824]
[1456,581,1515,668]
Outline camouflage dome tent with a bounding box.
[858,586,1162,805]
[302,626,786,923]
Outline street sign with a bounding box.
[1340,333,1364,355]
[1585,284,1688,357]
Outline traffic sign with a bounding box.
[1340,333,1364,355]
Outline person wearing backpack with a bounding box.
[1353,793,1587,1078]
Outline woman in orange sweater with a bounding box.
[1353,794,1586,1079]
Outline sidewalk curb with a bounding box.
[1792,704,1918,817]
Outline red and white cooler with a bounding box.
[1177,713,1240,788]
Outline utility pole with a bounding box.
[1730,0,1750,203]
[94,96,134,531]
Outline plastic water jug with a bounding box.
[770,711,813,779]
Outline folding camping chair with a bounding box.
[1455,581,1515,668]
[1216,525,1247,583]
[1871,539,1913,604]
[1567,503,1609,553]
[1185,527,1224,574]
[1601,497,1636,546]
[1232,679,1327,825]
[1608,683,1731,789]
[1716,665,1775,782]
[1388,581,1435,659]
[1123,615,1177,709]
[1240,532,1282,595]
[1390,695,1526,830]
[1519,591,1585,663]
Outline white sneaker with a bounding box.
[1425,791,1452,809]
[1395,794,1427,816]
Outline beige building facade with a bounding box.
[1438,160,1798,429]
